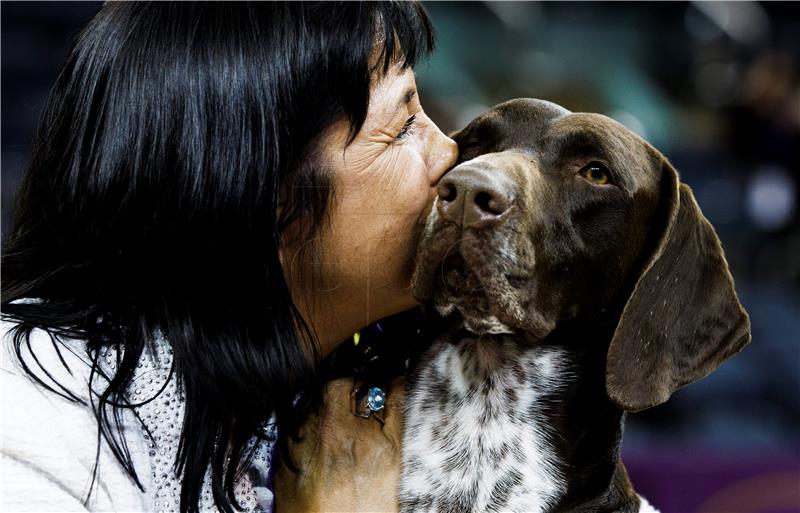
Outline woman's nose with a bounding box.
[426,124,458,184]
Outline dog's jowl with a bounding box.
[402,99,751,513]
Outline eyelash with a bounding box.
[395,114,417,140]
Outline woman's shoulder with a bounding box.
[1,318,94,393]
[1,319,152,511]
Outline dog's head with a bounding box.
[412,98,750,411]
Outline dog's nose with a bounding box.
[436,166,514,228]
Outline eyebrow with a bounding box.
[397,88,417,110]
[557,130,607,158]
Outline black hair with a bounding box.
[1,2,434,512]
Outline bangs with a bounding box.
[372,2,436,75]
[315,2,435,143]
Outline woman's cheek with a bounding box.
[401,145,434,214]
[366,153,422,215]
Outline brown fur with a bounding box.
[404,98,751,512]
[412,98,751,412]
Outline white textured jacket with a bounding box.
[1,320,276,513]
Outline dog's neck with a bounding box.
[403,317,639,513]
[537,320,638,511]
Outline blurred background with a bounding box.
[2,2,798,512]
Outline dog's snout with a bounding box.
[437,167,514,228]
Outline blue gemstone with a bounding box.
[366,387,386,411]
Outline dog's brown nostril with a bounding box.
[474,191,507,216]
[436,166,513,228]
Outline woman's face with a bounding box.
[285,64,457,355]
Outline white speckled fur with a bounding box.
[401,338,567,513]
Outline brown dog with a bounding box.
[401,99,751,512]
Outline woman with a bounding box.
[1,3,457,512]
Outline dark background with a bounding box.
[2,3,799,512]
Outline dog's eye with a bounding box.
[579,162,611,185]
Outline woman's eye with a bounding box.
[395,114,416,141]
[579,162,611,185]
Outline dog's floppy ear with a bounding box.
[606,158,751,412]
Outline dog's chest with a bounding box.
[401,338,567,513]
